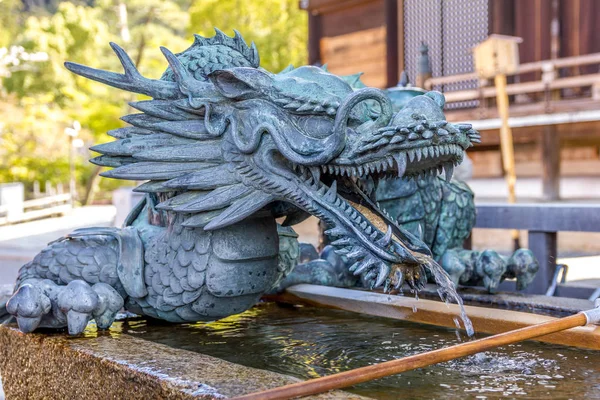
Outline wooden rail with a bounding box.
[0,193,72,225]
[474,203,600,297]
[425,52,600,89]
[423,52,600,109]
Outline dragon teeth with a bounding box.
[325,180,337,201]
[393,152,407,177]
[416,149,422,162]
[408,149,416,162]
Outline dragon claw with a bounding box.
[57,280,100,335]
[92,283,125,330]
[388,264,427,293]
[6,282,52,333]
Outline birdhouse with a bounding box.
[473,34,523,78]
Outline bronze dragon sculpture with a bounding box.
[1,30,481,334]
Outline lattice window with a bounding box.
[403,0,488,109]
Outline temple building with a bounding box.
[301,0,600,200]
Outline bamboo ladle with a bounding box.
[233,302,600,400]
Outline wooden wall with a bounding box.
[303,0,600,181]
[303,0,389,88]
[490,0,600,75]
[487,0,600,182]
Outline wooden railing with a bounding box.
[0,193,72,225]
[424,53,600,108]
[473,203,600,297]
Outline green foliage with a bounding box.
[189,0,307,73]
[0,0,22,48]
[0,0,308,202]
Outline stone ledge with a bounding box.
[0,325,366,399]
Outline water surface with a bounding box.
[102,303,600,399]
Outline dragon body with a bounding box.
[2,30,480,334]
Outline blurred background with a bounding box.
[1,0,600,289]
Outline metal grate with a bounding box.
[403,0,488,109]
[403,0,443,86]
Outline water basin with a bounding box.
[92,302,600,399]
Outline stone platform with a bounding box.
[0,324,365,399]
[0,287,365,400]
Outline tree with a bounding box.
[0,0,309,202]
[189,0,308,74]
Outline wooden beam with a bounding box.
[474,203,600,232]
[308,12,321,65]
[489,0,515,35]
[440,73,600,103]
[301,0,376,14]
[397,0,404,74]
[425,52,600,88]
[384,0,398,87]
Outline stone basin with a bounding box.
[0,322,363,399]
[2,285,599,399]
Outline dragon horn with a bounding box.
[160,46,209,99]
[64,42,180,100]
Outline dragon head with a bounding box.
[65,30,480,292]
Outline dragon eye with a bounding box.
[296,116,335,139]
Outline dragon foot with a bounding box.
[388,263,428,292]
[5,281,51,333]
[6,279,124,334]
[440,248,539,293]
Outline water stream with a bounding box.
[420,255,475,337]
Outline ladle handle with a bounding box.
[233,312,589,400]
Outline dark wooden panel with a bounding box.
[475,203,600,232]
[515,0,553,82]
[384,0,399,87]
[308,13,322,65]
[320,26,387,87]
[560,0,600,75]
[488,0,515,35]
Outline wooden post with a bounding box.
[527,230,558,294]
[541,125,560,201]
[307,12,321,66]
[494,73,520,247]
[384,0,399,87]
